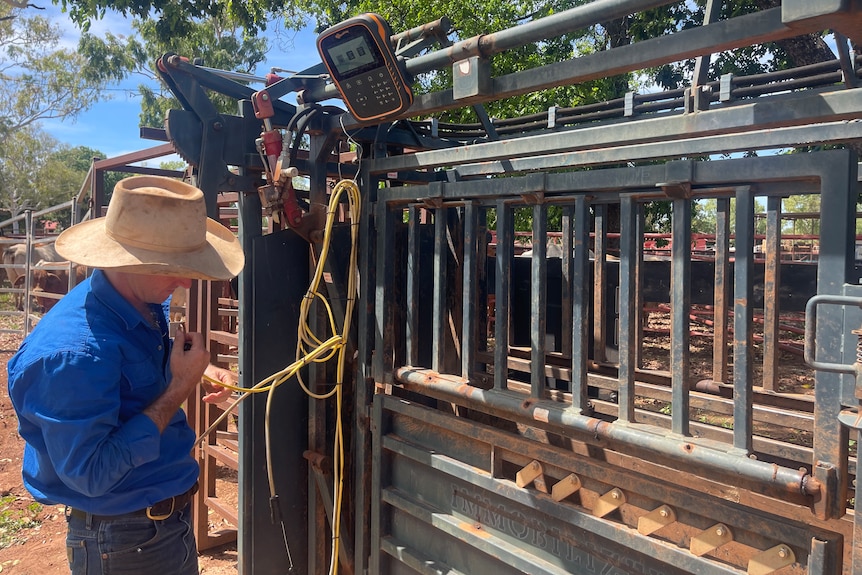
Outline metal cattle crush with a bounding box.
[154,0,862,573]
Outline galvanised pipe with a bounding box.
[303,0,679,103]
[394,366,823,497]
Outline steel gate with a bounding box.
[359,151,859,574]
[150,0,862,572]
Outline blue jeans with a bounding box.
[65,507,199,575]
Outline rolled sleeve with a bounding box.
[14,350,162,498]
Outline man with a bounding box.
[7,175,245,575]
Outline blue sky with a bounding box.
[38,4,324,163]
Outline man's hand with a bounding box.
[170,327,210,395]
[144,327,209,432]
[202,365,236,404]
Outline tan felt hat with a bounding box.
[56,176,245,281]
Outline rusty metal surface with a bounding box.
[370,395,844,573]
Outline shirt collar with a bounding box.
[89,269,154,331]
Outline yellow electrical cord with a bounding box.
[195,178,360,575]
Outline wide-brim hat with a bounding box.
[56,176,245,281]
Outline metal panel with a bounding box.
[238,227,310,575]
[372,396,842,574]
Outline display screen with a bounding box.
[324,28,383,79]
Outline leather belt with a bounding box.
[68,482,199,522]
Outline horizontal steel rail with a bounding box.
[393,366,818,497]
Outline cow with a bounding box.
[2,243,62,310]
[2,242,60,289]
[30,261,87,313]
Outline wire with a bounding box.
[194,176,361,575]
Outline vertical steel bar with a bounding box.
[374,191,396,384]
[593,204,608,363]
[762,195,782,391]
[733,187,755,452]
[432,206,448,372]
[712,198,731,384]
[813,152,856,519]
[307,135,331,575]
[635,204,645,369]
[808,536,837,575]
[531,203,548,397]
[477,207,490,357]
[571,197,591,412]
[462,202,479,378]
[670,198,692,436]
[354,162,378,575]
[494,201,513,390]
[617,196,638,422]
[561,205,574,363]
[23,210,33,336]
[406,205,421,366]
[693,0,719,88]
[368,397,385,575]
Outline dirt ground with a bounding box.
[0,332,238,575]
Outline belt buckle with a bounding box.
[146,497,175,521]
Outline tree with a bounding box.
[55,0,299,38]
[0,126,57,230]
[77,16,268,129]
[0,2,125,143]
[0,126,115,231]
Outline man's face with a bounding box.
[134,274,192,305]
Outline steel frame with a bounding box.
[148,0,862,572]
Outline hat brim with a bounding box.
[55,218,245,281]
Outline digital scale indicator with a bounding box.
[317,14,413,123]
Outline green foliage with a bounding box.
[77,17,268,129]
[58,0,303,37]
[0,494,42,550]
[160,160,188,172]
[0,128,109,227]
[781,195,821,236]
[0,3,125,141]
[0,127,61,222]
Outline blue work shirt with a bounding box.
[7,269,198,515]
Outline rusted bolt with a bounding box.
[611,489,621,500]
[715,526,725,537]
[659,508,668,518]
[778,546,789,558]
[262,93,269,101]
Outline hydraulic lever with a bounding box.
[252,88,324,243]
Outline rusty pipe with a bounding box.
[395,366,820,497]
